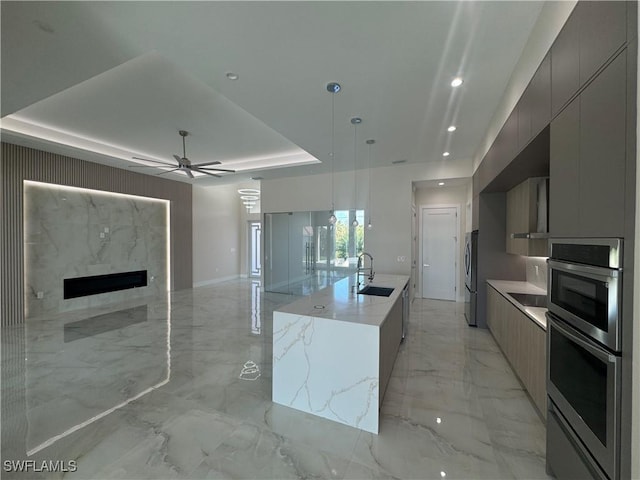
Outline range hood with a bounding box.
[510,177,549,240]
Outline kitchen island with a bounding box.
[272,273,409,434]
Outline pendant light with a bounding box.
[327,82,341,225]
[350,117,362,227]
[366,139,375,229]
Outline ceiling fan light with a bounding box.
[237,188,260,195]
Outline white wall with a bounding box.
[414,183,470,301]
[192,184,241,286]
[262,159,472,277]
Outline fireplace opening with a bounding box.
[64,270,148,299]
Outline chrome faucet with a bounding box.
[357,252,375,288]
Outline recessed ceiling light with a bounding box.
[447,125,456,132]
[226,72,239,80]
[240,195,259,200]
[438,182,445,186]
[350,117,362,125]
[442,152,450,157]
[237,189,260,195]
[243,201,256,205]
[451,77,463,87]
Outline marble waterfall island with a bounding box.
[272,274,409,434]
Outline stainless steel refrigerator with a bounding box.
[464,230,478,327]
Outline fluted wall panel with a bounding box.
[1,142,192,325]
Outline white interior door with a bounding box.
[422,206,457,301]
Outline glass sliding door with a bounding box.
[264,213,291,294]
[264,209,365,295]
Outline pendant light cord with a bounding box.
[331,90,335,212]
[368,142,371,218]
[353,123,357,214]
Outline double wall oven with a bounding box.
[546,238,623,480]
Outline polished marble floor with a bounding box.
[1,279,548,479]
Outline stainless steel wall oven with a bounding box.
[546,238,623,480]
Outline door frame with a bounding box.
[419,204,460,301]
[248,220,262,278]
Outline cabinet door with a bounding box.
[517,88,533,150]
[551,8,580,117]
[550,98,580,236]
[487,286,501,345]
[530,53,551,137]
[579,50,626,237]
[578,1,627,86]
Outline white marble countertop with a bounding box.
[486,280,547,330]
[276,273,410,327]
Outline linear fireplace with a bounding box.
[63,270,148,299]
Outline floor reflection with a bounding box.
[24,299,171,456]
[1,279,547,479]
[63,305,149,343]
[250,280,261,335]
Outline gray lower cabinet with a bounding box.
[550,48,627,237]
[379,292,403,407]
[486,285,546,418]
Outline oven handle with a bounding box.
[547,259,620,278]
[549,316,617,363]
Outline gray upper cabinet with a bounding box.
[578,50,626,237]
[550,50,627,237]
[519,53,551,151]
[551,8,580,117]
[529,53,551,137]
[551,1,627,119]
[578,1,627,86]
[550,99,580,236]
[517,90,532,150]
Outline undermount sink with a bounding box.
[358,285,394,297]
[507,292,547,308]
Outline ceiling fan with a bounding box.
[130,130,235,178]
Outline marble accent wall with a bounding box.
[24,181,169,318]
[525,256,548,291]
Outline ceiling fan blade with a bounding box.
[132,156,176,167]
[185,169,194,179]
[193,160,222,167]
[173,154,183,163]
[195,169,221,178]
[156,168,180,176]
[195,166,236,173]
[130,165,170,168]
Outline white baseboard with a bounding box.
[193,274,240,288]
